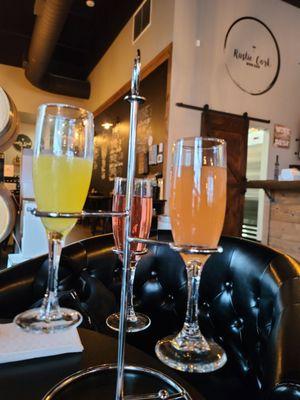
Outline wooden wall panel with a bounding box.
[268,191,300,260]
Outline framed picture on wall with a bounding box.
[274,124,291,148]
[157,153,163,164]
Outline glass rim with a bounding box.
[175,136,226,149]
[114,177,153,183]
[38,103,93,119]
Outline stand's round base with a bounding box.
[155,335,227,373]
[43,364,192,400]
[106,312,151,333]
[14,307,82,333]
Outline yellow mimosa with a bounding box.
[33,154,93,234]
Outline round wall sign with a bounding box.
[13,134,32,152]
[224,17,280,95]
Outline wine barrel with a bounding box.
[0,88,19,152]
[0,183,16,243]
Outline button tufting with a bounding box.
[232,317,244,329]
[225,281,233,289]
[202,302,210,310]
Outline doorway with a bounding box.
[243,127,270,242]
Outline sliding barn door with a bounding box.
[201,110,249,237]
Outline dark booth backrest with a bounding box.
[0,233,299,398]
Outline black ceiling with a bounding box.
[282,0,300,8]
[0,0,143,80]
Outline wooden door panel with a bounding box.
[223,187,244,236]
[201,111,249,237]
[208,129,246,183]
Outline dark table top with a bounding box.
[87,195,106,199]
[0,328,204,400]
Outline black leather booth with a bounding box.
[0,233,299,400]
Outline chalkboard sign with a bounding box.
[92,61,168,195]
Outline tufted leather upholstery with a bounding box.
[0,233,299,400]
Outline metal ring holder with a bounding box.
[34,51,210,400]
[42,364,192,400]
[112,248,148,257]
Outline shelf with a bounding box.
[246,180,300,191]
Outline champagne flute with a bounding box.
[155,136,227,373]
[106,177,153,332]
[14,103,94,333]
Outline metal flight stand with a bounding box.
[34,52,202,400]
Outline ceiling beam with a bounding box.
[281,0,300,8]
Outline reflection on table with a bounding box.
[0,328,203,400]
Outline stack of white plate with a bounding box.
[0,87,19,244]
[0,183,16,243]
[0,87,19,152]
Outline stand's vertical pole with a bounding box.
[115,51,145,400]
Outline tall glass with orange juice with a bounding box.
[156,137,228,373]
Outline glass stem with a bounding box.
[40,232,63,319]
[127,261,137,322]
[175,260,210,351]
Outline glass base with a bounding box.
[155,334,227,373]
[13,307,82,333]
[106,312,151,333]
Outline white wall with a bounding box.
[196,0,300,178]
[88,0,175,111]
[165,0,203,202]
[0,64,90,115]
